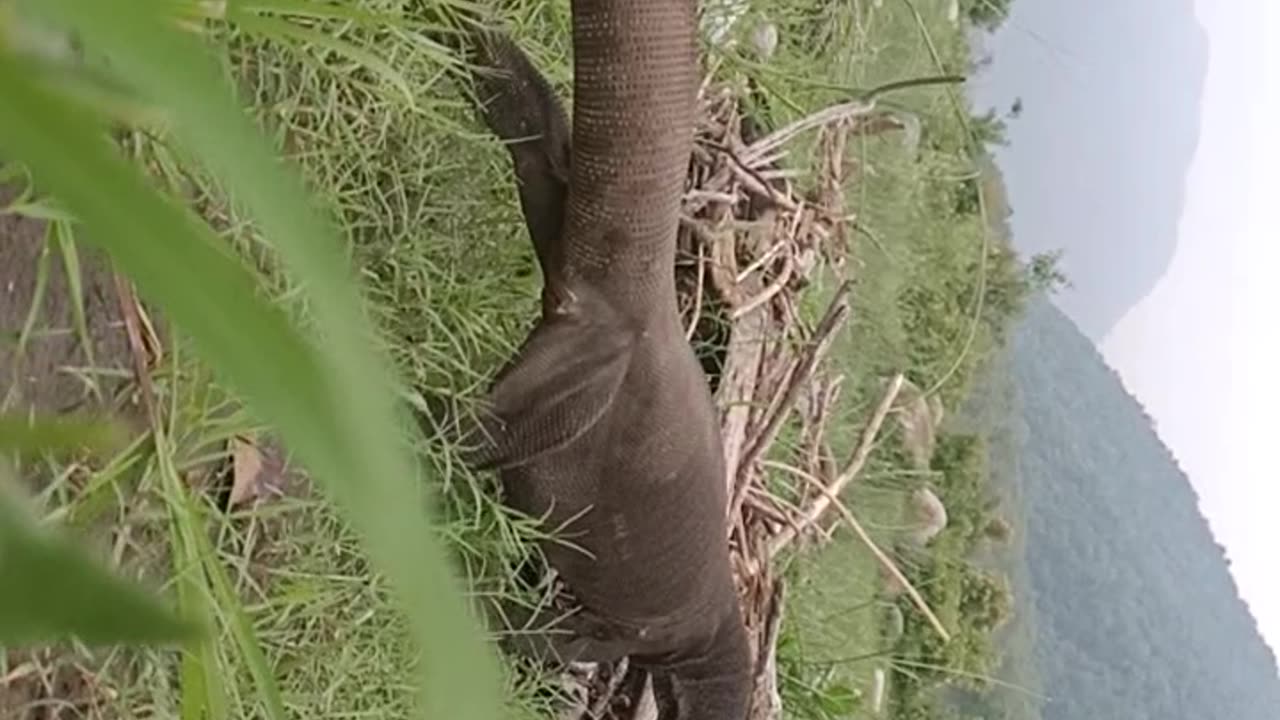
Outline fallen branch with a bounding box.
[822,485,950,642]
[766,372,904,556]
[729,283,852,516]
[742,75,963,165]
[761,373,949,641]
[747,579,785,720]
[765,455,949,643]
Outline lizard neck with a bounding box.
[557,0,697,316]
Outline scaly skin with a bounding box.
[453,4,752,718]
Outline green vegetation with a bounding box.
[2,1,528,717]
[957,298,1280,720]
[734,2,1051,719]
[960,0,1015,31]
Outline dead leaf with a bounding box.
[229,435,264,507]
[229,434,283,507]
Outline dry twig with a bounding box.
[767,372,906,556]
[731,283,852,511]
[111,272,158,424]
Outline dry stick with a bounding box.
[733,282,852,480]
[757,168,806,181]
[742,99,876,165]
[690,78,956,215]
[685,189,738,206]
[754,461,830,544]
[764,374,950,645]
[701,138,783,190]
[704,199,767,494]
[687,138,796,222]
[816,472,950,643]
[768,372,906,557]
[680,215,744,306]
[725,158,798,212]
[742,75,966,165]
[728,287,850,521]
[745,482,805,526]
[760,414,949,648]
[736,240,786,283]
[112,272,158,424]
[585,657,630,720]
[684,241,706,341]
[748,579,786,720]
[800,376,843,506]
[731,249,793,320]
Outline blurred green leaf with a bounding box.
[0,414,127,455]
[819,682,862,716]
[2,2,500,718]
[0,468,199,646]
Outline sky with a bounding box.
[1103,0,1279,651]
[971,0,1209,341]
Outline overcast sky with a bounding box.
[1103,0,1279,651]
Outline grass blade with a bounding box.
[229,10,416,107]
[163,473,228,720]
[0,196,79,222]
[228,0,404,26]
[12,220,52,363]
[155,419,286,720]
[52,220,101,384]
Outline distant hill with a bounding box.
[970,0,1209,339]
[962,297,1280,719]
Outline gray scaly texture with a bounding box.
[451,3,753,717]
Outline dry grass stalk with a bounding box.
[807,474,951,643]
[112,273,159,423]
[747,579,786,720]
[728,283,852,518]
[767,372,907,557]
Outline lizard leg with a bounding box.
[461,289,635,471]
[490,596,636,666]
[466,30,571,275]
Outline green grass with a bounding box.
[740,1,1019,717]
[0,0,1008,718]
